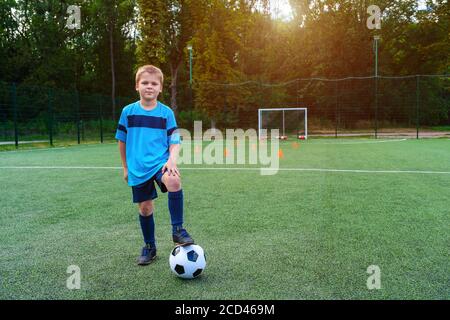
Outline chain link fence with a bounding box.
[0,82,136,148]
[0,74,449,149]
[196,75,449,138]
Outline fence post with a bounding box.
[1,98,6,141]
[259,80,264,110]
[374,77,379,139]
[223,85,228,126]
[76,91,81,144]
[335,81,339,138]
[48,89,53,146]
[189,80,193,113]
[12,83,18,148]
[99,95,104,143]
[416,75,420,139]
[81,120,84,141]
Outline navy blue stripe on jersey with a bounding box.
[117,124,127,133]
[167,127,178,136]
[127,115,167,130]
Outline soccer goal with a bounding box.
[258,108,308,140]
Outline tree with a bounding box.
[85,0,137,120]
[189,0,271,126]
[136,0,198,113]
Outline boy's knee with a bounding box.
[139,201,154,216]
[163,174,181,192]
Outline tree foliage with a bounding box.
[0,0,448,126]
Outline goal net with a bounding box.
[258,108,308,140]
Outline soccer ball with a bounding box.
[169,244,206,279]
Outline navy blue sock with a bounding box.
[139,213,155,247]
[168,189,184,233]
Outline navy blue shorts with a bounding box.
[131,168,168,203]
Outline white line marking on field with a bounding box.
[0,146,67,153]
[0,166,449,175]
[306,139,407,145]
[0,142,117,153]
[0,140,48,146]
[0,166,121,169]
[270,168,450,174]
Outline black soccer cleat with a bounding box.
[172,227,195,246]
[137,244,157,265]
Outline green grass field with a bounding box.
[0,138,449,299]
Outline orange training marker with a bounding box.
[278,148,284,159]
[224,148,229,157]
[292,142,300,149]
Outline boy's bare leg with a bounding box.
[162,172,181,192]
[138,200,154,216]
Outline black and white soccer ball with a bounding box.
[169,244,206,279]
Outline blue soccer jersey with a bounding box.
[115,100,181,186]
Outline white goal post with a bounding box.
[258,108,308,140]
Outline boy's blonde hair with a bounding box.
[135,65,164,89]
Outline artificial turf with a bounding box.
[0,138,449,299]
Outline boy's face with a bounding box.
[136,72,162,102]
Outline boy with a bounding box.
[115,65,194,266]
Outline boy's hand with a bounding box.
[123,167,128,183]
[162,158,180,177]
